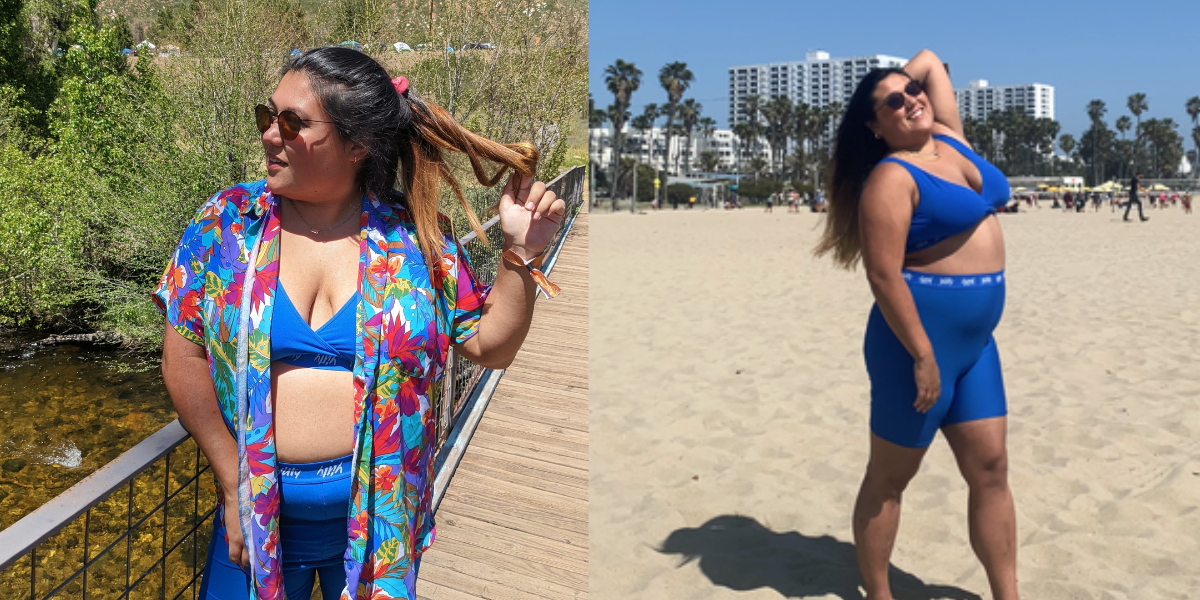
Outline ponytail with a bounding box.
[283,46,540,268]
[398,93,539,267]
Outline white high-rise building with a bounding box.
[728,51,907,125]
[589,126,751,174]
[955,80,1055,121]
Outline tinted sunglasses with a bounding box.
[876,80,924,112]
[254,104,334,140]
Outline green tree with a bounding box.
[1186,96,1200,177]
[697,115,716,172]
[760,95,792,179]
[658,61,692,174]
[1127,92,1148,168]
[1058,133,1076,173]
[1082,99,1108,184]
[678,97,700,175]
[731,121,755,175]
[604,58,640,205]
[741,93,762,166]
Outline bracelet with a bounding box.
[502,248,560,299]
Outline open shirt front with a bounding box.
[153,180,489,600]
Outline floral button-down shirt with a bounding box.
[153,180,489,600]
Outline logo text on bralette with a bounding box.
[315,354,335,365]
[317,463,344,478]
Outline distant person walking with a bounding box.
[1124,171,1148,222]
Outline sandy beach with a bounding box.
[590,204,1200,599]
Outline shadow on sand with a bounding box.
[658,515,981,600]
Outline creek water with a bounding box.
[0,332,178,533]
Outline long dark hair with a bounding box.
[814,67,910,269]
[283,47,539,265]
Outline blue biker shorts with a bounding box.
[196,454,422,599]
[864,270,1008,448]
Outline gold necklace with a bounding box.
[287,197,358,235]
[898,141,940,160]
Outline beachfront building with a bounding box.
[589,125,759,175]
[955,80,1055,121]
[728,51,908,126]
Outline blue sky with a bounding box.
[589,0,1200,144]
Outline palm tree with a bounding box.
[604,59,642,206]
[761,95,793,179]
[742,94,763,163]
[659,62,693,175]
[1186,96,1200,177]
[1059,133,1076,173]
[588,94,606,207]
[1127,92,1148,169]
[698,116,717,172]
[1085,100,1107,184]
[731,121,756,175]
[678,98,701,175]
[1116,115,1131,140]
[630,103,658,164]
[1193,126,1200,177]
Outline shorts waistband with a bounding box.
[277,454,353,484]
[902,270,1005,288]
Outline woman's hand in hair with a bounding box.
[498,173,567,261]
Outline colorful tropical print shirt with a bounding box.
[152,180,489,600]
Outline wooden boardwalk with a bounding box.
[418,206,589,600]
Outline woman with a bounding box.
[154,47,565,600]
[814,50,1019,600]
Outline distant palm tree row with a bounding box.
[594,58,847,199]
[1054,94,1200,184]
[593,57,1200,199]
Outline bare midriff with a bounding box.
[903,214,1006,275]
[272,365,356,463]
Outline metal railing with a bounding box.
[0,165,586,599]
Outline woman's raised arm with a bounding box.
[904,49,963,139]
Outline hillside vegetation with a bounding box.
[0,0,586,348]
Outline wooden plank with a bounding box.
[479,410,589,446]
[436,493,585,541]
[423,537,586,592]
[470,421,588,462]
[457,443,588,482]
[433,511,587,573]
[465,435,588,471]
[419,577,484,600]
[444,469,586,521]
[420,207,588,599]
[456,453,587,498]
[420,556,585,600]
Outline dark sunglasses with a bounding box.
[254,104,334,140]
[876,80,924,112]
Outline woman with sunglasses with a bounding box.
[815,49,1019,600]
[155,46,565,600]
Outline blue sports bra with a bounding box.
[271,283,360,371]
[879,134,1010,254]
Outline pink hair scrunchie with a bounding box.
[391,76,408,96]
